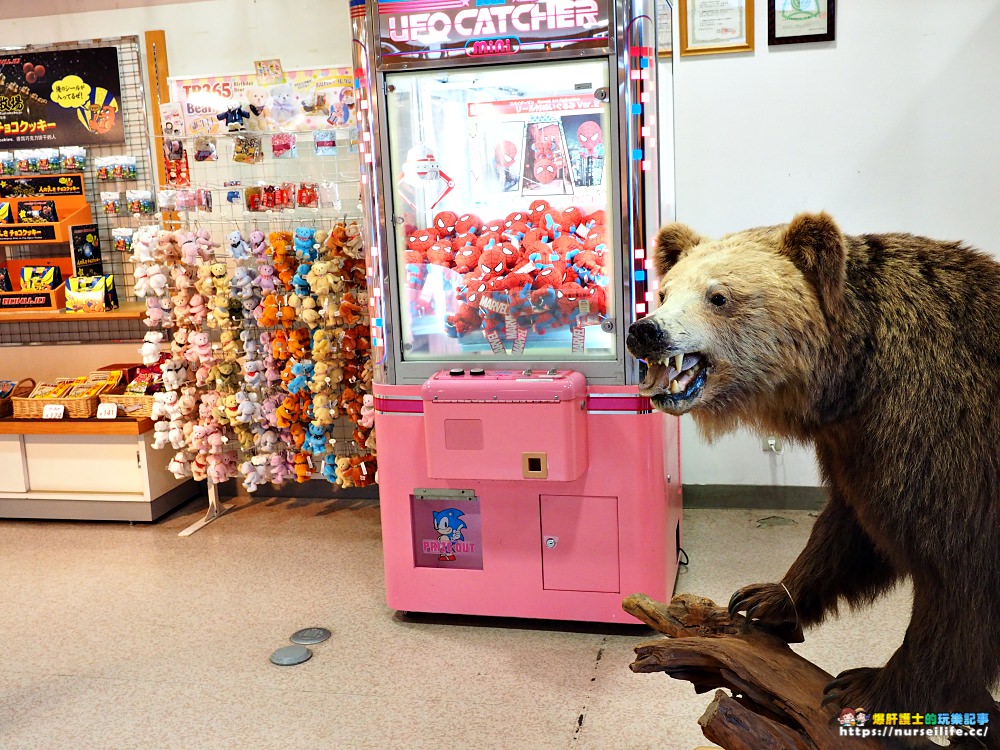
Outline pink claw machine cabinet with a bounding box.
[351,0,680,623]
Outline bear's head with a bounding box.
[245,85,268,108]
[627,212,846,431]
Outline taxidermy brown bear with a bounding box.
[626,212,999,744]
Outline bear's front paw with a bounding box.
[728,582,803,643]
[822,666,881,712]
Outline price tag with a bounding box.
[96,402,119,420]
[42,403,65,420]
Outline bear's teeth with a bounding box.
[669,380,682,394]
[674,353,684,371]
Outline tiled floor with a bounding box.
[0,495,916,750]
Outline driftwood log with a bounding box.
[623,593,943,750]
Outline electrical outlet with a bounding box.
[762,435,783,453]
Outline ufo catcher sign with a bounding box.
[377,0,611,63]
[0,47,124,148]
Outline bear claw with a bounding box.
[728,582,804,643]
[822,666,880,709]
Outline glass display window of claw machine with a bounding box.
[383,59,622,381]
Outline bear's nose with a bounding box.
[626,318,668,359]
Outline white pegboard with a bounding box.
[160,67,363,230]
[146,70,375,469]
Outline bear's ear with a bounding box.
[653,223,703,278]
[778,212,846,320]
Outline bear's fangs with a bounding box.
[641,352,705,396]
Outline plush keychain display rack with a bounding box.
[137,61,375,492]
[130,221,376,491]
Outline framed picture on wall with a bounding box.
[657,0,674,57]
[678,0,754,56]
[768,0,835,45]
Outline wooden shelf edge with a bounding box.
[0,416,153,435]
[0,301,145,324]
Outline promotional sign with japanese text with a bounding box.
[0,47,124,148]
[170,68,356,136]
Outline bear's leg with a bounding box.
[824,583,1000,749]
[729,494,899,632]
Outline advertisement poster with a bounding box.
[70,223,103,277]
[0,47,124,147]
[0,173,85,199]
[170,67,357,136]
[410,494,484,570]
[467,95,607,201]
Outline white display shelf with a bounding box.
[0,418,200,521]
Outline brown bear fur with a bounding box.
[627,212,1000,739]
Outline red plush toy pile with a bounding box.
[404,200,610,347]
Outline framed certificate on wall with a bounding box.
[657,0,674,57]
[679,0,754,56]
[768,0,835,45]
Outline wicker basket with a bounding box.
[99,391,155,418]
[11,391,101,419]
[0,378,35,418]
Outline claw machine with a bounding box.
[351,0,680,622]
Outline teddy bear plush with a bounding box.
[293,227,317,261]
[359,394,375,428]
[334,455,354,488]
[287,328,311,360]
[292,452,312,483]
[206,454,231,484]
[160,357,188,392]
[299,297,321,329]
[210,360,242,393]
[311,393,334,425]
[177,385,199,416]
[286,361,314,395]
[187,331,213,364]
[256,428,279,453]
[227,230,250,260]
[269,452,292,485]
[230,265,255,299]
[190,453,209,482]
[143,297,165,328]
[253,263,277,293]
[307,261,335,296]
[129,225,158,263]
[321,454,339,484]
[269,83,302,127]
[239,459,261,493]
[235,391,260,424]
[152,422,172,450]
[167,451,192,479]
[275,397,300,429]
[140,330,164,365]
[303,423,329,455]
[133,265,152,298]
[146,264,169,297]
[151,390,180,421]
[168,419,186,451]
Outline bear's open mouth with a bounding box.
[638,352,708,407]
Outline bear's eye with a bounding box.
[709,293,727,307]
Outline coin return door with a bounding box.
[540,494,620,593]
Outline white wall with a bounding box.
[3,343,144,383]
[2,0,353,75]
[7,1,999,487]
